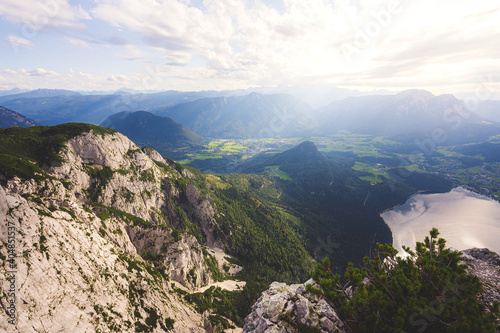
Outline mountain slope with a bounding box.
[0,125,218,332]
[317,90,500,142]
[100,111,206,157]
[239,141,455,268]
[155,92,316,138]
[0,124,316,330]
[0,105,38,128]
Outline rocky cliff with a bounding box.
[0,127,231,332]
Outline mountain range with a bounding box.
[154,92,316,139]
[1,88,498,144]
[0,88,30,97]
[0,89,245,125]
[317,89,498,136]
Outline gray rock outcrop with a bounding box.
[462,248,500,325]
[243,279,347,333]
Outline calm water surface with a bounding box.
[381,187,500,255]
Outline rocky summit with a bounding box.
[243,279,346,333]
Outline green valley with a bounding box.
[179,132,500,202]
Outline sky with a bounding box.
[0,0,499,96]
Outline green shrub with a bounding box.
[162,317,175,331]
[311,228,498,332]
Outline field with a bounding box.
[175,132,499,201]
[264,165,293,181]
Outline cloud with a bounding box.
[2,67,146,91]
[64,36,91,49]
[3,69,17,75]
[1,0,498,93]
[5,35,34,49]
[0,0,90,31]
[107,74,130,83]
[28,68,61,77]
[90,0,362,84]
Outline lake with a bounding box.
[381,187,500,255]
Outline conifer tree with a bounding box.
[310,228,499,332]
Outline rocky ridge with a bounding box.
[0,128,232,332]
[243,279,346,333]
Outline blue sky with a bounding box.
[0,0,499,95]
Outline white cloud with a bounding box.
[90,0,363,84]
[0,0,90,31]
[64,36,91,49]
[28,68,61,77]
[1,0,498,93]
[3,69,17,75]
[5,35,34,49]
[107,74,130,83]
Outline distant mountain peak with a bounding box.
[100,110,205,157]
[318,90,496,138]
[29,88,82,96]
[270,141,324,165]
[396,89,435,98]
[291,140,318,154]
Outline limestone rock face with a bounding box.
[0,182,204,332]
[142,146,168,164]
[127,227,217,289]
[49,131,173,223]
[242,279,347,333]
[184,184,217,247]
[0,129,223,332]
